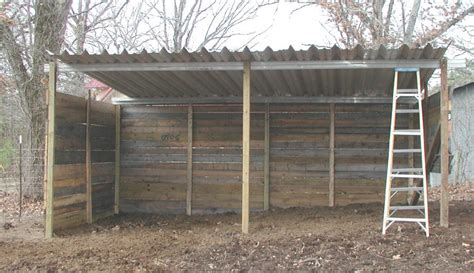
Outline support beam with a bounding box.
[329,103,335,207]
[51,59,440,73]
[45,62,57,238]
[112,96,393,105]
[86,90,92,224]
[114,105,121,214]
[263,103,270,211]
[242,61,251,234]
[440,58,449,228]
[186,104,193,216]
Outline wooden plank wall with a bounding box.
[120,106,189,213]
[51,93,116,231]
[120,103,411,213]
[335,104,408,205]
[53,93,87,230]
[90,100,116,220]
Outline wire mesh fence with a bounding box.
[1,145,45,225]
[0,148,45,196]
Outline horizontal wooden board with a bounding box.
[120,200,186,214]
[117,103,425,214]
[121,182,186,201]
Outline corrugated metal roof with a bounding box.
[56,44,446,100]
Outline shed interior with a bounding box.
[45,45,447,236]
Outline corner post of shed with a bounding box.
[242,61,251,234]
[45,61,57,238]
[186,104,193,216]
[329,103,335,207]
[114,105,121,214]
[440,58,449,227]
[263,103,270,211]
[86,90,92,224]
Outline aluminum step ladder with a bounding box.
[382,68,429,237]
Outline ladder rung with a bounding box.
[397,89,419,93]
[393,149,422,153]
[391,187,424,192]
[396,93,421,97]
[392,168,423,173]
[393,129,421,135]
[390,205,425,210]
[391,174,424,178]
[396,109,419,113]
[395,68,419,72]
[386,217,426,223]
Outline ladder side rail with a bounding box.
[382,71,399,235]
[417,70,430,237]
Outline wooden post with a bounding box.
[86,90,92,223]
[186,104,193,216]
[440,58,449,228]
[263,103,270,210]
[242,61,251,234]
[329,103,335,207]
[45,62,57,238]
[114,105,121,214]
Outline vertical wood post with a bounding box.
[263,103,270,210]
[45,62,57,238]
[242,61,251,234]
[329,103,335,207]
[186,104,193,216]
[114,105,121,214]
[440,58,449,227]
[86,90,92,223]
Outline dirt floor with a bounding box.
[1,185,473,271]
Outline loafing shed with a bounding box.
[44,45,451,237]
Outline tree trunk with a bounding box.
[0,0,72,198]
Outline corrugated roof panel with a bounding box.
[57,44,446,99]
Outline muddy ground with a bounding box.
[1,186,473,271]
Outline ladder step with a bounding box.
[391,187,424,192]
[396,93,421,97]
[391,174,424,178]
[392,168,423,173]
[393,149,422,153]
[394,68,419,72]
[393,129,421,135]
[386,217,426,223]
[397,89,419,93]
[396,109,419,113]
[390,205,425,210]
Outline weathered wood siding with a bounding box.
[90,100,116,219]
[53,93,87,230]
[120,106,188,213]
[51,93,116,231]
[120,104,410,213]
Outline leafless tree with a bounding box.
[142,0,274,52]
[296,0,474,50]
[1,0,72,197]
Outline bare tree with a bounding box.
[0,0,72,197]
[143,0,273,52]
[299,0,474,49]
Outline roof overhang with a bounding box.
[52,44,447,104]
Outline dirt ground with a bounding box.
[1,185,473,271]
